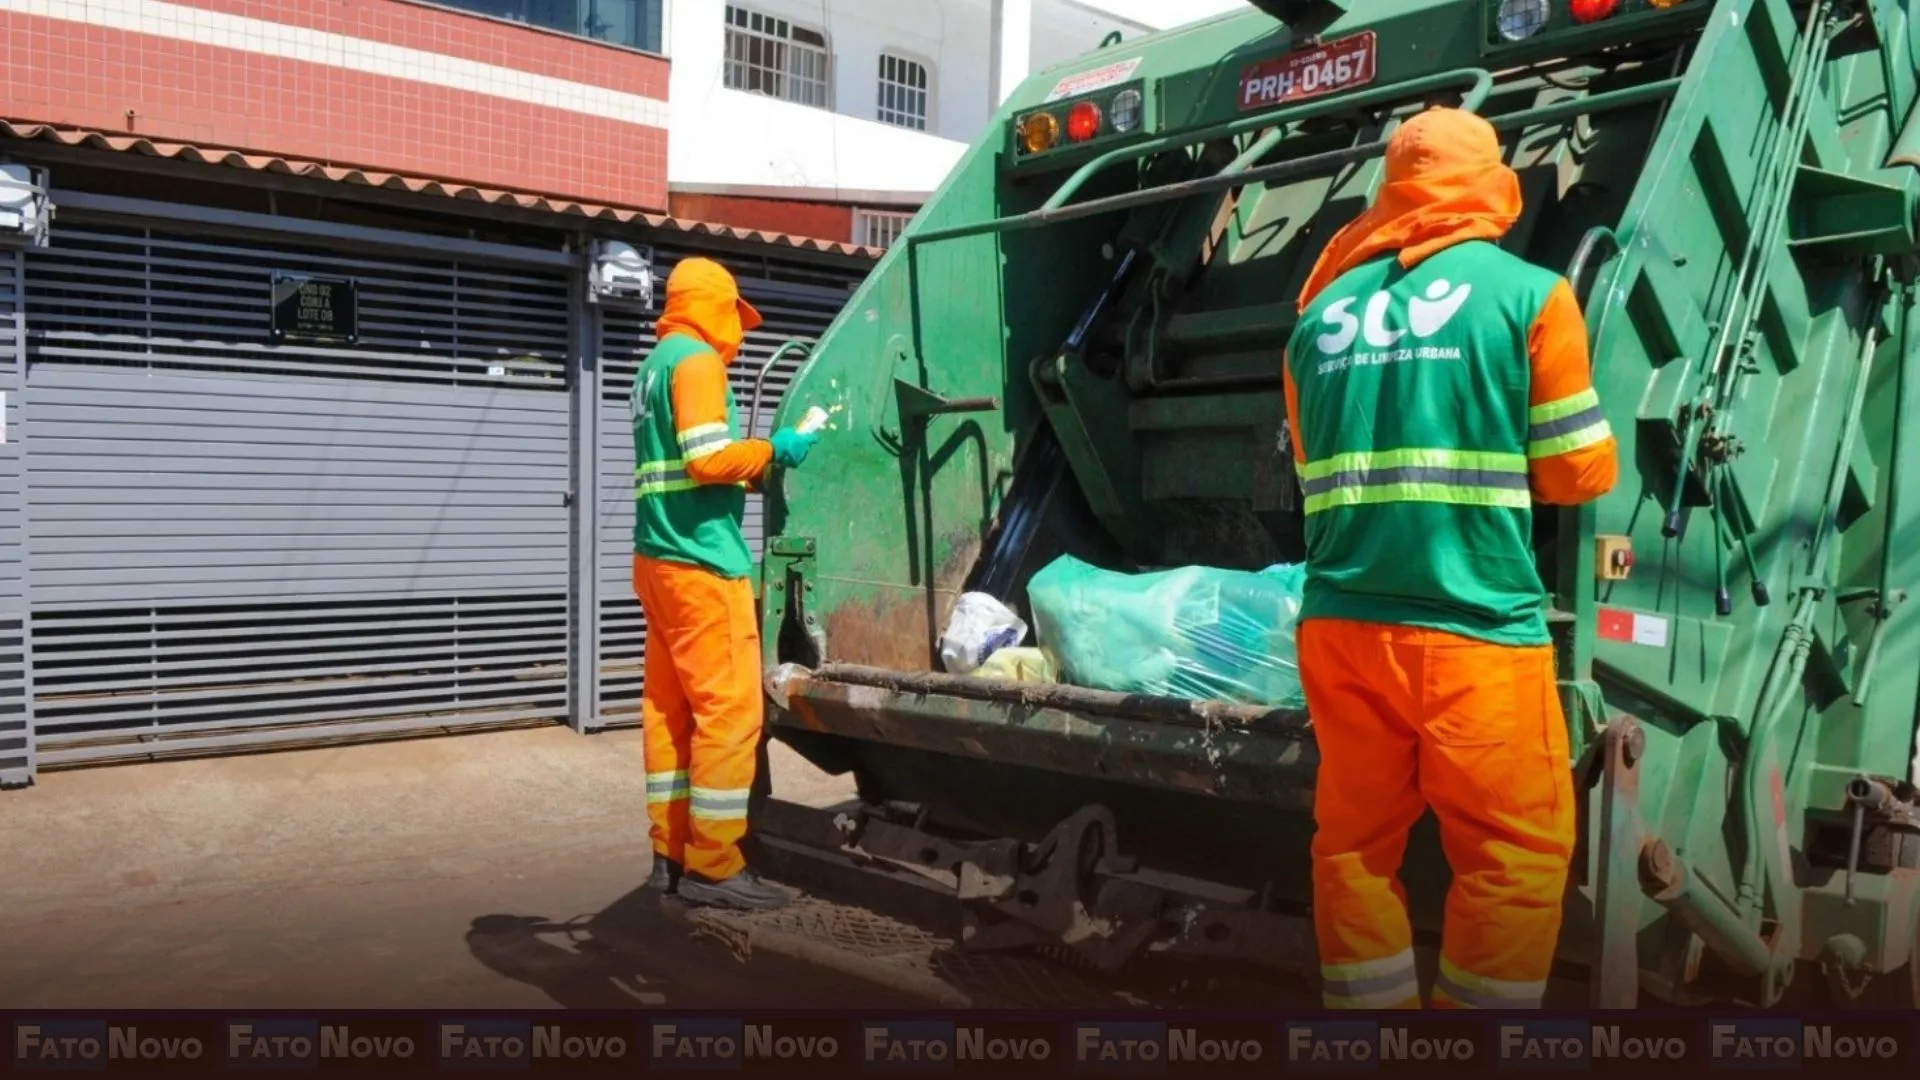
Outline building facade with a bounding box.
[0,0,673,210]
[665,0,1247,247]
[0,0,1236,782]
[0,0,880,784]
[0,0,1238,244]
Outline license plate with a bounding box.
[1238,31,1378,111]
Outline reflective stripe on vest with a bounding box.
[635,458,698,499]
[1299,447,1530,515]
[635,460,748,499]
[1526,387,1612,458]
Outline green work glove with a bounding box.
[769,428,820,469]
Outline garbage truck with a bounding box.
[734,0,1920,1007]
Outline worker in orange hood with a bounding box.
[631,257,819,910]
[1282,108,1619,1008]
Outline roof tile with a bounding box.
[0,120,885,261]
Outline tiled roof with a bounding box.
[0,120,885,260]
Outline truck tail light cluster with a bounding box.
[1497,0,1692,43]
[1015,86,1143,157]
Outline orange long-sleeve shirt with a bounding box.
[669,350,773,486]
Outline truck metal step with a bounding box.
[661,895,1162,1009]
[659,798,1325,1009]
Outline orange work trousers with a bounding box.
[632,554,764,881]
[1298,618,1575,1010]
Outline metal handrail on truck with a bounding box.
[748,340,814,440]
[906,73,1682,249]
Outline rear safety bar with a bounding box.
[766,662,1309,733]
[911,75,1682,249]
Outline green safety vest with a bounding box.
[630,333,753,579]
[1284,240,1565,646]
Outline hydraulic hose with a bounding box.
[1734,272,1886,926]
[1854,280,1912,706]
[1667,1,1836,536]
[1712,481,1733,617]
[1710,1,1837,411]
[1807,277,1885,583]
[1737,596,1815,924]
[1724,468,1771,607]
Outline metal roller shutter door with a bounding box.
[22,216,575,764]
[595,246,863,727]
[0,250,29,785]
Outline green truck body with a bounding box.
[749,0,1920,1005]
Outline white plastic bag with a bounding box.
[939,592,1029,675]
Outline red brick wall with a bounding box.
[0,0,669,210]
[669,193,856,246]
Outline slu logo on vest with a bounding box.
[631,369,658,424]
[1314,279,1472,372]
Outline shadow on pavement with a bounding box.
[467,883,898,1010]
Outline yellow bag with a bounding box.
[972,647,1055,683]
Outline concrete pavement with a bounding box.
[0,727,889,1010]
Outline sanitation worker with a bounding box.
[631,256,818,910]
[1281,107,1619,1009]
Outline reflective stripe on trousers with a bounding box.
[645,769,690,805]
[1298,447,1530,515]
[690,785,751,822]
[1321,949,1422,1009]
[1432,957,1548,1009]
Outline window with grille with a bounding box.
[439,1,664,54]
[876,54,930,130]
[855,209,915,250]
[724,5,832,109]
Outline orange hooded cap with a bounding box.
[1295,107,1522,313]
[654,256,763,364]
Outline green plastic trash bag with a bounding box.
[1026,555,1307,709]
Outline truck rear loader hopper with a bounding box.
[730,0,1920,1007]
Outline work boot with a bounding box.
[647,856,682,894]
[677,868,795,911]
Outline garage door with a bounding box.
[22,213,575,764]
[0,248,28,785]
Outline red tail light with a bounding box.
[1570,0,1619,22]
[1067,101,1102,143]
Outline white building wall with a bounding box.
[667,0,972,202]
[667,0,1235,202]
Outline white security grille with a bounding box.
[877,54,930,130]
[27,224,570,390]
[855,209,915,250]
[0,250,28,785]
[724,5,832,109]
[20,214,573,764]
